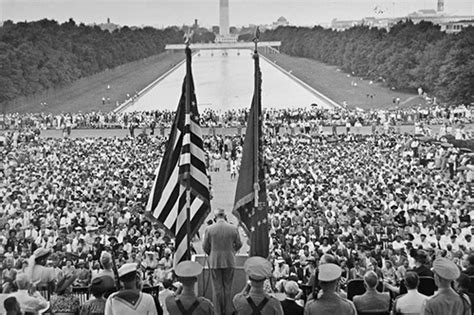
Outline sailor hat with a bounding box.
[118,263,138,279]
[174,261,203,278]
[318,263,342,282]
[244,256,272,281]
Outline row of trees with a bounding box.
[260,21,473,105]
[0,19,183,105]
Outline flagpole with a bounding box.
[253,28,260,209]
[184,33,192,261]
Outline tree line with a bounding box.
[0,19,183,105]
[260,21,473,105]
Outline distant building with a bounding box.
[440,20,474,33]
[330,19,360,31]
[330,9,474,32]
[271,16,289,29]
[408,9,438,17]
[94,18,120,32]
[404,10,474,26]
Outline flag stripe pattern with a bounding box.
[147,47,210,265]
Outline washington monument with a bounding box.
[219,0,230,36]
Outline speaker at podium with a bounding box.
[193,254,248,300]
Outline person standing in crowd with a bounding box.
[8,273,49,315]
[80,276,108,315]
[420,258,471,315]
[203,208,242,315]
[274,257,289,281]
[105,263,162,315]
[280,280,303,315]
[165,261,215,315]
[463,253,474,276]
[3,297,22,315]
[392,272,428,315]
[412,250,434,278]
[233,256,284,315]
[353,271,390,313]
[159,279,177,315]
[230,157,238,180]
[456,273,474,315]
[28,248,56,291]
[2,257,17,293]
[304,263,357,315]
[93,251,117,296]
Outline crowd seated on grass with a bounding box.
[1,103,472,133]
[0,118,473,314]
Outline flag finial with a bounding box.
[184,30,194,47]
[253,26,260,42]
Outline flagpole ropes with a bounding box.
[253,27,260,209]
[184,34,192,261]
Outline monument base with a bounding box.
[165,41,281,51]
[193,254,248,300]
[215,34,238,43]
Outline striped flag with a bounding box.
[146,46,210,265]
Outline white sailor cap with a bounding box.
[174,261,203,278]
[118,263,138,279]
[318,263,342,282]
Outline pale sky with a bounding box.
[1,0,473,27]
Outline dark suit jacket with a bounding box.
[413,265,434,278]
[280,299,304,315]
[202,219,242,269]
[464,266,474,276]
[353,290,390,312]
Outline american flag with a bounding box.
[146,46,210,265]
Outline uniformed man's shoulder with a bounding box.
[109,289,141,301]
[107,291,119,299]
[425,291,443,303]
[339,296,356,308]
[233,292,279,304]
[197,296,214,308]
[307,294,355,309]
[208,221,236,231]
[197,296,213,304]
[232,292,246,304]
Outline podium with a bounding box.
[193,254,248,300]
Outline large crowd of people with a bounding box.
[2,103,472,132]
[0,109,473,314]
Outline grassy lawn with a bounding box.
[6,49,418,114]
[7,51,185,114]
[263,52,416,110]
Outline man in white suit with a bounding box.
[203,208,243,315]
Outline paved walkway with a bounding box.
[194,163,250,255]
